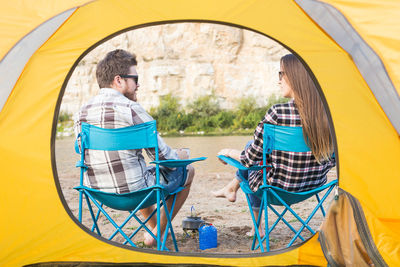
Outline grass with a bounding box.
[56,111,74,138]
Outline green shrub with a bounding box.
[150,94,184,131]
[150,94,180,119]
[187,95,221,119]
[150,93,289,135]
[210,111,235,129]
[58,111,72,123]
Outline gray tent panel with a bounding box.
[296,0,400,135]
[0,8,76,113]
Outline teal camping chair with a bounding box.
[74,120,206,251]
[218,124,337,252]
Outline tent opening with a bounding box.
[54,21,338,254]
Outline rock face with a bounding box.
[61,22,288,115]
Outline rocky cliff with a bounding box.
[61,22,288,115]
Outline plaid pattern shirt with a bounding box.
[74,88,178,194]
[240,99,335,192]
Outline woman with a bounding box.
[213,54,335,233]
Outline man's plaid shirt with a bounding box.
[240,99,335,192]
[74,88,178,194]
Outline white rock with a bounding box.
[62,22,289,116]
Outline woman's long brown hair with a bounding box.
[281,54,333,162]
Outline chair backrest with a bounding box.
[75,120,161,187]
[79,120,158,151]
[261,124,311,186]
[263,124,311,154]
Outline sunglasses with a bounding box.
[120,74,139,84]
[279,71,285,81]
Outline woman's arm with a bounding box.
[240,105,278,167]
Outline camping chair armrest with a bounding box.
[150,157,207,167]
[217,155,270,171]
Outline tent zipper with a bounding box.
[318,231,340,267]
[345,191,388,267]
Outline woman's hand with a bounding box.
[217,149,232,165]
[217,148,242,164]
[217,148,230,165]
[218,149,231,157]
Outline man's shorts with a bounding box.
[144,166,188,194]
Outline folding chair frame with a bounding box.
[76,185,179,251]
[244,181,337,252]
[75,120,206,251]
[218,123,337,252]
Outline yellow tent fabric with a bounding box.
[0,0,91,61]
[325,0,400,94]
[0,0,399,266]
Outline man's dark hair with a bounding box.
[96,49,137,88]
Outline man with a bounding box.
[74,49,194,246]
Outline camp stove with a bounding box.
[182,206,205,236]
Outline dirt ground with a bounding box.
[56,136,337,255]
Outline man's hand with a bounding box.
[176,148,190,159]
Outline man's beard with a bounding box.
[124,91,137,102]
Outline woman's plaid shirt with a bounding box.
[240,99,335,192]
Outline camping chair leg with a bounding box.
[264,190,270,252]
[123,211,158,245]
[269,190,315,247]
[79,190,83,223]
[156,189,161,251]
[162,192,179,252]
[315,194,326,216]
[268,206,288,233]
[245,193,265,252]
[252,193,271,252]
[269,189,316,234]
[85,192,136,247]
[251,191,270,252]
[268,205,305,241]
[287,211,318,247]
[160,192,179,252]
[108,190,158,244]
[91,204,103,233]
[83,192,101,236]
[252,202,265,251]
[287,186,335,247]
[108,210,139,241]
[124,208,158,245]
[124,191,162,243]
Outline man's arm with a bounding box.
[129,102,178,161]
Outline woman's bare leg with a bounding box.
[212,178,240,202]
[246,210,265,237]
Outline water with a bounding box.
[55,135,252,176]
[163,135,251,174]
